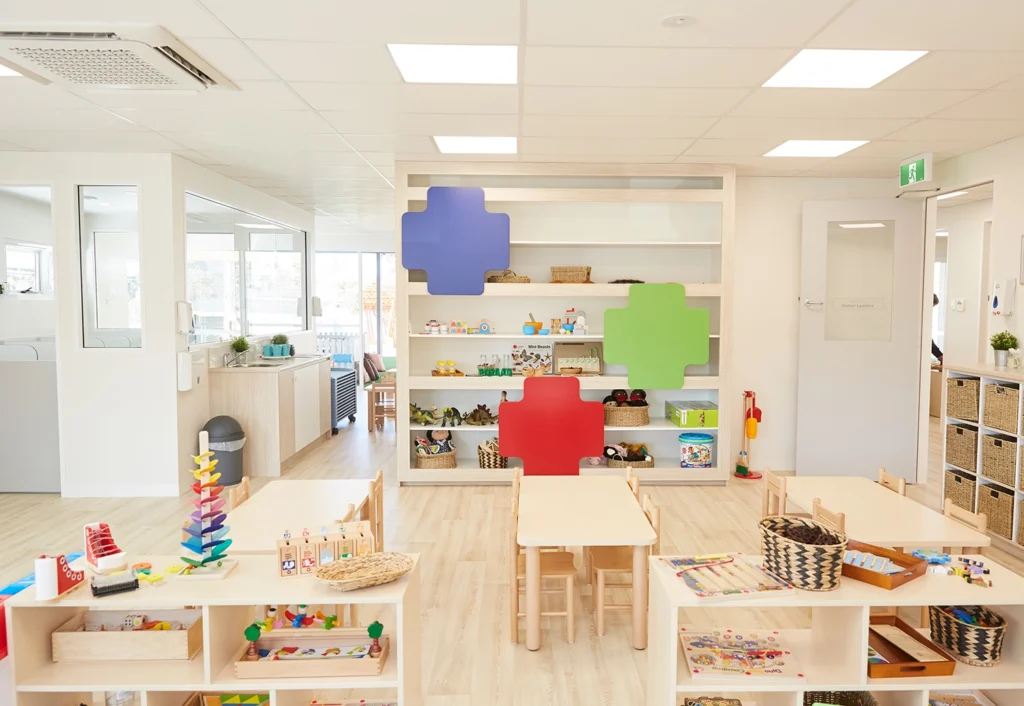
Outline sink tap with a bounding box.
[224,351,246,367]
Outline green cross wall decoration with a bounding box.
[604,283,710,389]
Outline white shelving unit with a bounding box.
[647,553,1024,706]
[942,363,1024,557]
[4,555,422,706]
[396,163,734,485]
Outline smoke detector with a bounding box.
[0,24,237,92]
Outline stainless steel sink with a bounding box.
[241,363,282,368]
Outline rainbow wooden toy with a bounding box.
[179,430,238,580]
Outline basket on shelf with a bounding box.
[550,266,591,283]
[946,377,980,422]
[607,458,654,469]
[477,437,508,469]
[944,468,976,512]
[946,423,978,472]
[759,515,847,591]
[981,435,1016,487]
[415,451,456,469]
[559,367,583,375]
[803,693,877,706]
[929,605,1006,667]
[604,405,650,427]
[984,383,1019,433]
[978,484,1013,540]
[487,269,530,284]
[315,553,415,592]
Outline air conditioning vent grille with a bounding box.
[0,31,119,40]
[155,45,214,87]
[11,45,179,86]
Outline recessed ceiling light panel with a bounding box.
[936,190,968,201]
[387,44,517,84]
[764,140,868,158]
[763,49,928,89]
[0,63,20,77]
[839,222,886,229]
[434,136,517,154]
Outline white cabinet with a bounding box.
[292,362,321,452]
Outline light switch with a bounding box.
[952,298,966,312]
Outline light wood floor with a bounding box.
[1,417,1020,705]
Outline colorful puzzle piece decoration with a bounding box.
[401,186,510,295]
[604,283,710,389]
[499,376,604,476]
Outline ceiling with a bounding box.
[1,0,1024,238]
[936,181,994,209]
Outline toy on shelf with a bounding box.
[562,308,579,333]
[554,341,603,374]
[550,318,562,333]
[735,390,763,480]
[949,557,992,587]
[90,571,139,597]
[179,431,238,580]
[477,319,494,334]
[34,554,85,600]
[523,314,543,335]
[463,404,499,426]
[368,620,384,657]
[602,389,648,407]
[661,554,794,601]
[512,342,552,376]
[409,402,441,426]
[679,627,805,680]
[432,359,464,376]
[424,319,440,334]
[912,549,951,564]
[478,353,513,376]
[605,442,652,465]
[449,320,469,334]
[441,406,462,427]
[843,550,904,575]
[84,522,127,573]
[278,522,375,578]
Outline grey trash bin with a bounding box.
[203,415,245,486]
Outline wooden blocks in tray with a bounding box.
[841,540,927,590]
[52,609,203,662]
[234,629,389,679]
[868,615,955,678]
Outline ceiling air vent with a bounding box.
[0,24,237,92]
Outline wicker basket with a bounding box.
[981,435,1016,487]
[1016,500,1024,546]
[978,484,1014,539]
[315,553,415,592]
[947,377,980,422]
[803,693,877,706]
[946,424,978,471]
[477,438,508,469]
[414,451,456,469]
[984,383,1020,434]
[944,468,976,512]
[759,516,847,591]
[607,458,654,469]
[487,269,530,284]
[604,405,650,427]
[550,266,591,283]
[929,605,1006,667]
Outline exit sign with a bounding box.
[899,153,933,188]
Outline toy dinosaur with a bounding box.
[462,404,498,425]
[409,402,440,426]
[441,406,462,427]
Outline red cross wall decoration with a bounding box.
[499,376,605,476]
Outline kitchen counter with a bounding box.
[210,354,329,374]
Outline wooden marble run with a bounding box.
[180,431,237,580]
[84,522,127,573]
[277,521,375,578]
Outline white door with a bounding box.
[797,200,925,480]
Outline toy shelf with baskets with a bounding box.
[397,164,734,486]
[942,364,1024,556]
[647,553,1024,706]
[3,555,422,706]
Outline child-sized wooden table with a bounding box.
[516,475,656,650]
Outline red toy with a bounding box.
[499,376,604,476]
[84,522,127,573]
[34,554,85,600]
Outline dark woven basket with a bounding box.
[803,693,876,706]
[477,438,508,469]
[929,605,1006,667]
[759,515,847,591]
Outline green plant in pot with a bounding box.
[991,330,1019,368]
[271,333,290,357]
[230,335,250,364]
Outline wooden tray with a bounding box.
[868,615,956,678]
[52,609,203,662]
[233,631,389,679]
[842,540,927,590]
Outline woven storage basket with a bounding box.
[477,438,508,469]
[487,269,530,284]
[946,424,978,471]
[947,377,980,422]
[414,451,456,469]
[944,468,976,512]
[1017,500,1024,546]
[608,458,654,469]
[315,553,415,592]
[550,266,591,283]
[978,484,1014,540]
[929,605,1006,667]
[604,405,650,427]
[759,516,847,591]
[803,693,877,706]
[981,435,1016,487]
[984,383,1020,434]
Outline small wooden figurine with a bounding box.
[368,620,384,658]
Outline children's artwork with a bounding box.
[179,431,237,580]
[511,342,553,376]
[679,628,805,681]
[661,554,794,601]
[259,643,371,660]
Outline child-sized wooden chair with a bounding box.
[942,498,988,555]
[368,380,396,432]
[512,467,563,553]
[367,469,384,552]
[762,468,788,517]
[225,477,251,512]
[509,495,576,644]
[878,467,907,496]
[588,494,660,636]
[626,466,640,500]
[811,498,846,533]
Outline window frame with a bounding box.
[5,239,53,297]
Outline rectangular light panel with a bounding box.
[434,136,517,154]
[936,190,968,201]
[387,44,517,84]
[764,140,868,157]
[839,223,886,229]
[763,49,928,89]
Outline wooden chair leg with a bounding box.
[584,549,592,586]
[566,575,575,643]
[596,571,606,636]
[510,579,519,644]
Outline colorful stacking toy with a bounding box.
[179,430,237,579]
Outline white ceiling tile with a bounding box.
[342,135,435,153]
[525,47,794,88]
[397,114,519,136]
[683,139,784,158]
[877,51,1024,90]
[119,109,331,134]
[930,91,1024,120]
[0,131,185,152]
[205,0,519,43]
[524,86,749,117]
[172,150,216,165]
[397,85,519,115]
[291,84,399,113]
[0,139,30,150]
[844,140,982,161]
[706,117,913,140]
[0,1,234,39]
[729,88,976,119]
[245,41,401,83]
[0,77,94,109]
[358,152,397,168]
[522,115,717,139]
[181,38,278,81]
[167,132,350,153]
[521,137,692,156]
[322,112,399,134]
[885,119,1024,142]
[800,160,893,178]
[88,80,307,111]
[0,107,143,132]
[994,75,1024,91]
[811,0,1024,50]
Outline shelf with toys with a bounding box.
[407,281,723,297]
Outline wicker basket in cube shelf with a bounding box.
[604,405,650,427]
[946,424,978,472]
[981,435,1017,487]
[978,484,1014,540]
[487,269,530,284]
[1017,500,1024,547]
[415,451,456,469]
[759,516,847,592]
[550,266,591,283]
[944,468,976,513]
[607,457,654,469]
[984,383,1019,434]
[929,605,1006,667]
[946,377,980,422]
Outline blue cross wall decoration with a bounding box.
[401,186,511,295]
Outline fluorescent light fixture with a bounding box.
[763,49,928,88]
[839,222,886,229]
[0,64,21,78]
[764,140,868,158]
[434,136,517,154]
[937,190,969,201]
[237,223,279,229]
[387,44,517,84]
[936,230,949,236]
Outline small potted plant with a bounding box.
[272,333,290,357]
[230,335,249,357]
[991,330,1019,368]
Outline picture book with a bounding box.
[928,695,985,706]
[679,628,805,681]
[661,554,794,601]
[511,342,553,375]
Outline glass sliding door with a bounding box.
[315,251,395,361]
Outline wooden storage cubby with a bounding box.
[51,609,203,662]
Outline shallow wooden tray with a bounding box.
[842,540,927,590]
[868,615,955,678]
[52,609,203,662]
[233,631,389,679]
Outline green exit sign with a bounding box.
[899,153,933,188]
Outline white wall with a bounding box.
[316,223,394,253]
[732,177,893,471]
[936,199,993,365]
[0,189,55,338]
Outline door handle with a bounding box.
[803,300,824,308]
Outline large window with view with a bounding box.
[315,251,396,360]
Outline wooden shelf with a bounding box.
[510,240,721,248]
[411,418,714,433]
[407,282,722,297]
[401,464,722,485]
[407,375,721,391]
[409,333,721,340]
